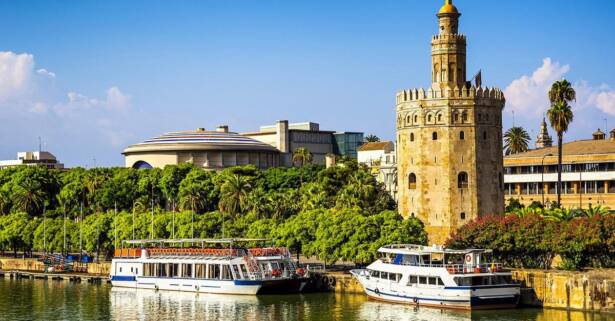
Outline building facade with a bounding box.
[396,0,505,244]
[357,141,398,201]
[123,126,279,170]
[242,120,363,166]
[505,130,615,210]
[0,151,65,170]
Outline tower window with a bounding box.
[458,172,468,189]
[462,112,468,123]
[406,115,410,124]
[414,115,418,123]
[410,133,414,142]
[408,173,417,190]
[459,131,465,140]
[432,132,438,140]
[428,114,432,123]
[437,114,443,122]
[454,113,459,123]
[483,131,487,140]
[460,212,466,220]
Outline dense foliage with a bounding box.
[0,162,427,263]
[446,211,614,270]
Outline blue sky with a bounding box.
[0,0,614,167]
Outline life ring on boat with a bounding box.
[154,285,159,291]
[295,268,306,276]
[195,285,199,291]
[328,276,336,287]
[413,297,419,304]
[465,254,472,263]
[374,288,380,295]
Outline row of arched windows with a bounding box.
[408,172,469,189]
[409,131,465,142]
[401,110,470,127]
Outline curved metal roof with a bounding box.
[123,129,279,154]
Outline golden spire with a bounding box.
[439,0,459,14]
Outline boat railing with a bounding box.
[444,263,505,274]
[145,248,242,257]
[247,247,291,257]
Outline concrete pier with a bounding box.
[1,270,106,283]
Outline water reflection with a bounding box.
[108,288,615,321]
[0,279,612,321]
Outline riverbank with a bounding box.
[1,258,613,313]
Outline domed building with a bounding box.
[123,126,280,170]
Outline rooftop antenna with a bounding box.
[512,110,515,127]
[38,136,42,152]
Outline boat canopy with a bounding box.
[377,244,492,256]
[121,238,273,247]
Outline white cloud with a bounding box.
[0,52,35,101]
[504,58,570,117]
[0,50,134,154]
[36,68,56,79]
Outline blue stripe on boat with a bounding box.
[111,275,136,282]
[234,280,263,286]
[444,284,520,290]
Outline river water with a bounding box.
[0,278,612,321]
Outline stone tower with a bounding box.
[535,118,553,149]
[395,0,505,244]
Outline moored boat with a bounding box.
[350,244,520,310]
[110,238,308,295]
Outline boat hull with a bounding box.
[110,276,261,295]
[257,277,309,294]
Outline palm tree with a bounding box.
[547,82,575,208]
[218,174,252,218]
[13,181,45,215]
[292,148,313,167]
[0,190,9,215]
[503,126,531,155]
[179,184,206,238]
[364,134,380,143]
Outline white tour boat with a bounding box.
[110,238,309,295]
[351,244,520,310]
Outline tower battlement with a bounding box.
[396,86,505,104]
[431,34,466,42]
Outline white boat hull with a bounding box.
[111,276,261,295]
[352,270,520,310]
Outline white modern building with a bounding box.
[0,151,65,170]
[357,141,398,201]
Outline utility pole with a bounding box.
[63,204,67,256]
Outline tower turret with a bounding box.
[536,118,553,148]
[432,0,466,90]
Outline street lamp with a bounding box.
[571,161,583,209]
[541,153,554,207]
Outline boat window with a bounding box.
[271,262,280,270]
[207,264,220,279]
[172,263,180,278]
[420,255,430,265]
[454,277,471,286]
[380,271,389,280]
[472,276,491,286]
[130,267,133,273]
[369,270,379,278]
[494,275,512,284]
[388,273,401,282]
[222,265,233,280]
[437,278,444,286]
[403,255,419,266]
[195,264,206,278]
[428,277,437,285]
[182,264,192,278]
[418,276,427,284]
[240,264,248,276]
[232,265,241,279]
[408,275,418,285]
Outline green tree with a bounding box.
[364,134,380,143]
[503,126,531,155]
[13,180,45,215]
[292,147,313,167]
[547,80,575,208]
[218,174,252,218]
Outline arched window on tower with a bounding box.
[427,114,432,123]
[454,112,459,123]
[414,114,418,123]
[410,133,415,142]
[483,131,488,140]
[459,131,465,140]
[462,112,468,123]
[406,115,411,124]
[408,173,417,190]
[432,132,438,140]
[458,172,468,189]
[437,114,443,122]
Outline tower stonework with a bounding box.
[396,0,505,244]
[535,118,553,149]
